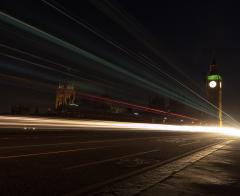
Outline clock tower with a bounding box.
[206,58,222,127]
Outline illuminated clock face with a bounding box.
[209,81,217,88]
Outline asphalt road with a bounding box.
[0,129,230,195]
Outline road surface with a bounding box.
[0,129,232,195]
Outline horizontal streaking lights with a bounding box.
[0,116,239,137]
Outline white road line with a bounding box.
[0,136,165,150]
[0,146,112,159]
[65,149,160,170]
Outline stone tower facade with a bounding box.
[56,81,76,111]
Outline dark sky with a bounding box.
[0,0,240,120]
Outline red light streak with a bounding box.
[78,93,198,121]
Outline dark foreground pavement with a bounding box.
[139,139,240,196]
[0,129,237,195]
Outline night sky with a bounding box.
[0,0,240,121]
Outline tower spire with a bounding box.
[209,54,218,75]
[211,56,216,66]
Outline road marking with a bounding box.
[64,149,160,170]
[92,140,233,196]
[67,140,231,196]
[0,146,112,159]
[0,136,170,150]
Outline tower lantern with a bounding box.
[206,58,222,127]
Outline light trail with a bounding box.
[0,116,239,137]
[0,10,239,126]
[40,0,217,117]
[78,92,198,121]
[0,43,70,70]
[0,11,218,118]
[90,0,202,90]
[0,44,132,94]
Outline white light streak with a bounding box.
[0,116,239,137]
